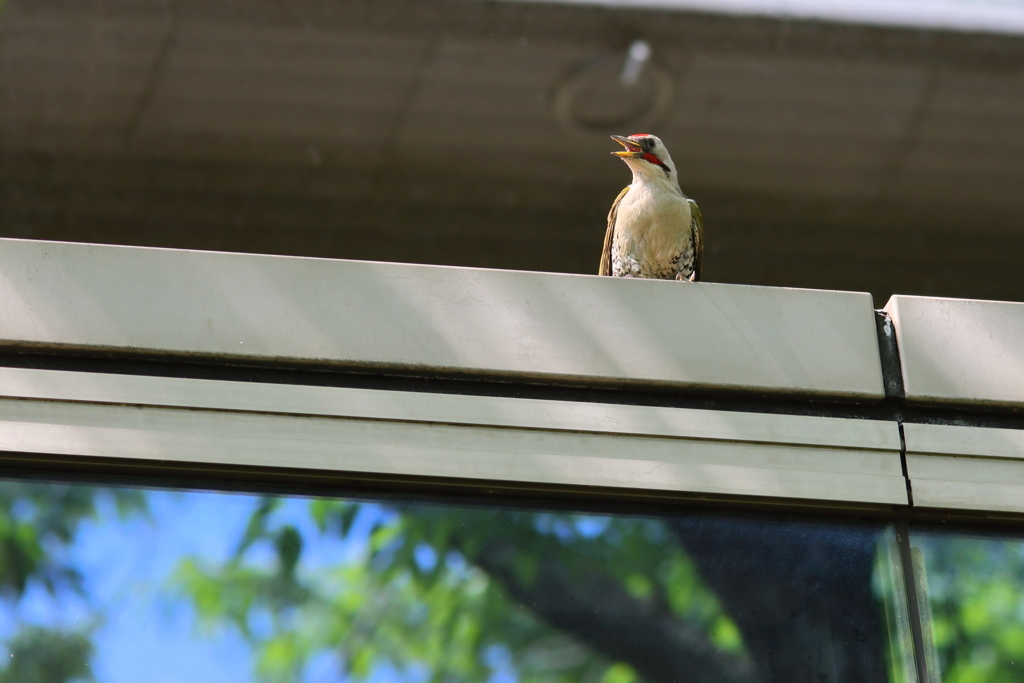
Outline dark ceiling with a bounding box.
[2,0,1023,306]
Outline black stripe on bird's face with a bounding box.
[636,136,670,177]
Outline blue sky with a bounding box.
[0,487,382,683]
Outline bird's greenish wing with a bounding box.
[600,186,630,276]
[687,198,704,282]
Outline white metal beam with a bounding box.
[0,367,898,450]
[886,295,1024,408]
[905,422,1024,513]
[0,367,906,504]
[0,239,886,399]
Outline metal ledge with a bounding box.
[886,295,1024,408]
[0,239,886,399]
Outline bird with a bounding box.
[600,133,703,281]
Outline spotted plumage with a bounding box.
[599,134,703,282]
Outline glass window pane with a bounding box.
[0,478,914,683]
[910,527,1024,683]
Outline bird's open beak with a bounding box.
[611,134,643,157]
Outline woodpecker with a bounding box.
[600,134,703,281]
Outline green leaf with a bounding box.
[0,627,93,683]
[275,526,302,578]
[600,662,637,683]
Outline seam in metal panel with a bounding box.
[875,309,906,400]
[899,422,914,506]
[876,308,915,507]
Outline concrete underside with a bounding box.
[2,0,1022,305]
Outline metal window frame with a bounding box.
[0,237,912,508]
[0,366,906,505]
[5,239,1024,683]
[0,239,1023,517]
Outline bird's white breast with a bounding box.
[612,182,693,279]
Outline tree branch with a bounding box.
[471,539,755,683]
[669,517,888,683]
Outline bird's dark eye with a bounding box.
[647,138,656,148]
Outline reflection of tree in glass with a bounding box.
[916,534,1024,683]
[177,499,744,683]
[177,497,896,683]
[0,480,907,683]
[0,482,145,683]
